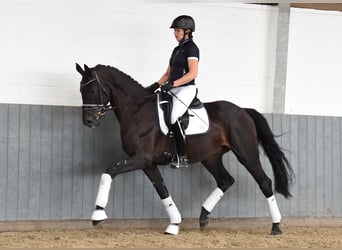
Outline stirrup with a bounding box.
[179,156,189,168]
[170,155,189,169]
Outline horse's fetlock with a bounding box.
[200,206,210,219]
[95,205,104,210]
[105,166,118,178]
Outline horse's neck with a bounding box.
[109,69,146,98]
[110,87,155,126]
[108,82,146,123]
[109,84,144,107]
[101,67,150,121]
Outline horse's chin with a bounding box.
[88,124,98,129]
[83,120,101,128]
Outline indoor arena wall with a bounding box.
[0,104,341,221]
[0,2,341,222]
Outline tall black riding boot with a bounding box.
[159,93,173,162]
[171,120,189,168]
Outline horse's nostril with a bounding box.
[85,119,93,126]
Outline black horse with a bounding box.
[76,63,294,235]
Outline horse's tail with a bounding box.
[245,108,294,199]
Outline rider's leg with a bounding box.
[159,93,174,160]
[169,85,197,168]
[171,120,189,168]
[170,85,197,124]
[160,92,172,129]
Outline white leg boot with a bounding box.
[161,196,182,235]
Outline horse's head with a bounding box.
[76,63,112,128]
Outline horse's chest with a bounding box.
[120,129,139,153]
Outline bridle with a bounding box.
[80,71,113,120]
[81,70,159,122]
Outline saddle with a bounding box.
[157,93,209,136]
[178,97,203,130]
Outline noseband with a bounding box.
[81,72,113,120]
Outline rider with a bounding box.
[147,15,199,168]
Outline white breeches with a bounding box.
[170,85,197,124]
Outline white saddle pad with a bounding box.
[157,94,209,135]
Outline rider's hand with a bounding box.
[161,82,173,92]
[146,82,160,94]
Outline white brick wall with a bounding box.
[0,1,278,112]
[2,2,342,116]
[286,7,342,116]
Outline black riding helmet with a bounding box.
[170,15,195,32]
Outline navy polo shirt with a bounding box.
[169,39,199,86]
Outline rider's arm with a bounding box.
[157,65,171,85]
[173,58,198,87]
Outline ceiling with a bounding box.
[290,3,342,12]
[253,3,342,12]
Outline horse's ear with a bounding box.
[84,64,90,72]
[76,63,84,76]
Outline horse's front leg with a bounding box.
[144,166,182,235]
[91,157,145,226]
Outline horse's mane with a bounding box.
[94,64,146,91]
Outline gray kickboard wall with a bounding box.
[0,104,341,221]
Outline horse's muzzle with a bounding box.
[83,119,100,128]
[83,113,101,128]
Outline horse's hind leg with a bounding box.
[236,154,282,234]
[200,155,235,230]
[230,124,282,235]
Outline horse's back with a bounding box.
[204,100,240,109]
[203,100,257,137]
[204,100,244,120]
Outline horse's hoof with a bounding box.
[92,220,105,227]
[164,224,179,235]
[271,223,282,235]
[199,217,210,231]
[91,209,107,227]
